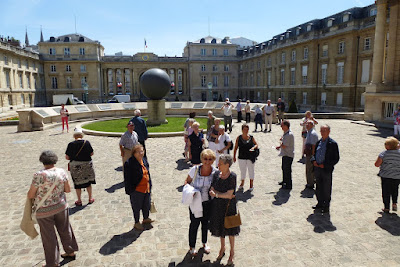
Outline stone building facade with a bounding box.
[2,1,399,122]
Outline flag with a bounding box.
[145,39,147,48]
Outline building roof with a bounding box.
[193,35,232,44]
[43,33,99,43]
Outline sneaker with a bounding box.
[134,223,144,231]
[249,187,254,192]
[203,243,211,254]
[238,186,244,191]
[189,248,197,256]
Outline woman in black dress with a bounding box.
[209,154,239,266]
[188,122,205,165]
[65,128,96,206]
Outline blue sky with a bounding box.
[1,0,372,56]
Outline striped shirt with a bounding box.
[119,130,139,150]
[378,149,400,179]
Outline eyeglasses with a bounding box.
[203,158,214,161]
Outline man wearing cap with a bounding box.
[120,121,139,168]
[129,109,148,153]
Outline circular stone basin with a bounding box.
[82,117,210,134]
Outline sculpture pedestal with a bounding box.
[146,99,168,126]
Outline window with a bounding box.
[18,59,21,68]
[79,48,85,55]
[201,65,206,71]
[223,49,229,56]
[19,73,23,88]
[50,65,56,72]
[212,65,218,71]
[212,49,217,56]
[337,93,343,106]
[8,95,12,105]
[321,64,328,84]
[213,76,218,87]
[26,60,29,68]
[201,75,206,87]
[224,75,229,87]
[327,18,334,27]
[81,77,87,86]
[257,73,261,86]
[26,75,30,89]
[66,65,71,72]
[302,92,307,105]
[201,49,206,56]
[343,14,350,22]
[66,77,72,89]
[296,27,301,35]
[51,77,58,89]
[307,24,312,32]
[281,92,285,101]
[337,62,344,84]
[267,56,271,67]
[361,59,371,83]
[303,47,308,59]
[80,64,86,72]
[267,71,271,86]
[257,61,261,69]
[4,56,8,65]
[49,48,55,55]
[239,64,243,71]
[338,41,345,54]
[281,52,286,64]
[21,94,25,104]
[280,69,285,85]
[321,92,327,105]
[364,37,371,50]
[5,71,10,87]
[290,68,296,85]
[370,8,377,17]
[64,47,70,55]
[224,65,229,71]
[322,45,328,57]
[291,50,296,62]
[302,65,308,84]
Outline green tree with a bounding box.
[288,100,298,113]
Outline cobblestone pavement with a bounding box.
[1,119,400,267]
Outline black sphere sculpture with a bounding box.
[140,68,171,100]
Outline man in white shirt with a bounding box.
[263,100,275,133]
[276,120,295,189]
[221,98,234,133]
[236,99,243,123]
[215,126,232,166]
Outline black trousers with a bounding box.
[381,177,400,210]
[246,113,251,123]
[237,111,242,122]
[282,156,293,188]
[189,201,211,248]
[139,140,146,156]
[129,191,150,223]
[315,167,333,208]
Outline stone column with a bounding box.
[112,68,116,95]
[371,0,388,85]
[385,2,398,85]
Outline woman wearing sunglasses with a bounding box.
[184,149,217,256]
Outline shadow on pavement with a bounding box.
[60,257,75,266]
[375,212,400,236]
[272,188,291,206]
[236,189,254,202]
[69,205,87,216]
[99,229,142,255]
[367,128,393,138]
[114,166,123,172]
[300,188,315,198]
[105,181,124,193]
[307,212,337,233]
[169,248,223,267]
[176,158,191,171]
[176,185,184,192]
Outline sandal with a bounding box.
[382,208,390,213]
[188,247,197,257]
[203,243,210,254]
[393,204,398,211]
[61,253,76,260]
[75,200,82,206]
[216,249,225,260]
[88,198,95,204]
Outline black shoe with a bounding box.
[268,130,271,132]
[312,205,322,209]
[282,185,292,190]
[264,129,267,133]
[305,185,314,190]
[278,181,284,185]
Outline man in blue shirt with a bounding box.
[129,109,148,154]
[311,125,340,214]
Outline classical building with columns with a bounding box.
[3,0,400,123]
[364,0,400,123]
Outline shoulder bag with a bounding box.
[224,198,241,229]
[68,140,86,171]
[31,180,58,223]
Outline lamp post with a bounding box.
[82,82,88,103]
[207,82,213,101]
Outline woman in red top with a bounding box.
[60,104,69,133]
[123,144,154,231]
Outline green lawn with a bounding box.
[83,117,214,133]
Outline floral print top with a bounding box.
[32,167,68,218]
